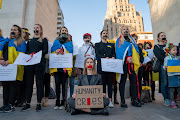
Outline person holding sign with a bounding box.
[116,26,141,108]
[0,25,26,113]
[67,57,109,115]
[164,44,180,108]
[21,24,48,112]
[95,30,115,108]
[50,27,73,110]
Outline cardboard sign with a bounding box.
[75,85,104,109]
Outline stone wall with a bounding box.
[148,0,180,45]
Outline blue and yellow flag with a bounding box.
[132,44,140,74]
[8,39,26,81]
[167,60,180,73]
[50,39,73,76]
[0,36,9,57]
[0,0,2,9]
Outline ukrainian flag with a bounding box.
[167,60,180,72]
[0,0,2,9]
[50,39,73,76]
[132,44,140,74]
[8,39,26,81]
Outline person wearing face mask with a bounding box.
[143,41,155,101]
[78,33,95,58]
[132,34,144,104]
[21,24,48,112]
[153,32,170,106]
[116,26,141,108]
[0,25,26,113]
[50,26,73,110]
[95,30,115,108]
[67,57,109,115]
[14,28,30,107]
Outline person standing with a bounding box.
[95,30,115,108]
[21,24,48,112]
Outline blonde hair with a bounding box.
[11,25,24,46]
[120,26,134,44]
[34,24,43,42]
[83,58,97,75]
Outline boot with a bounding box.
[121,100,128,108]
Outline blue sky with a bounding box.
[59,0,152,46]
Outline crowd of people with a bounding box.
[0,24,180,116]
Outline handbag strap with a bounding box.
[84,43,92,55]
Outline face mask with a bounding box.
[124,31,129,34]
[34,30,39,33]
[59,39,66,44]
[162,38,166,41]
[11,32,16,35]
[87,65,93,69]
[86,40,90,43]
[103,35,108,38]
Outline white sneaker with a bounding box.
[54,106,59,110]
[108,101,114,108]
[59,106,65,110]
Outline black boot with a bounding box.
[121,100,128,108]
[131,100,141,107]
[91,108,109,116]
[71,108,80,115]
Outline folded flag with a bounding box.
[167,60,180,73]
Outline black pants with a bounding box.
[143,67,150,86]
[24,64,45,103]
[101,72,113,99]
[119,62,138,101]
[138,66,143,97]
[2,81,17,106]
[43,73,50,97]
[15,80,25,103]
[54,72,68,101]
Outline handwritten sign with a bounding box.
[49,53,73,68]
[0,64,17,81]
[75,85,104,109]
[74,54,86,68]
[101,58,124,74]
[14,51,42,65]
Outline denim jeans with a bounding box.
[69,76,78,97]
[160,65,170,100]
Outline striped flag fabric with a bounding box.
[167,60,180,72]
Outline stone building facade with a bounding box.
[103,0,144,40]
[0,0,59,42]
[57,6,64,37]
[148,0,180,45]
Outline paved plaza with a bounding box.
[0,92,180,120]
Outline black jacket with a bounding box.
[138,47,144,63]
[95,41,115,74]
[153,44,166,65]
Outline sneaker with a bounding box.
[164,99,171,106]
[170,101,177,109]
[0,105,6,113]
[54,100,60,110]
[59,100,65,110]
[4,104,15,113]
[121,100,128,108]
[36,104,41,112]
[114,98,119,104]
[108,101,114,108]
[21,104,31,112]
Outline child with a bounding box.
[164,44,180,108]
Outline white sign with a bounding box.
[14,51,42,65]
[0,64,17,81]
[49,53,73,68]
[101,58,124,74]
[74,54,86,68]
[144,49,154,59]
[73,45,79,56]
[143,56,151,64]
